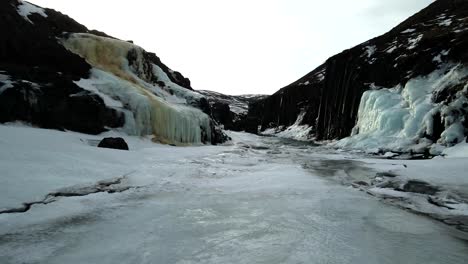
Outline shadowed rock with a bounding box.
[98,137,129,150]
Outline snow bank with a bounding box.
[337,64,468,153]
[62,33,212,145]
[262,110,313,141]
[443,142,468,158]
[17,1,47,23]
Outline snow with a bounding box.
[74,73,124,108]
[433,55,443,63]
[62,33,212,145]
[0,74,14,94]
[364,45,376,58]
[386,46,397,54]
[401,28,416,34]
[336,64,468,153]
[443,142,468,158]
[151,63,204,104]
[262,110,313,141]
[17,1,48,23]
[407,34,423,50]
[1,125,468,263]
[439,18,453,27]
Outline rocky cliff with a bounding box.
[198,90,267,132]
[249,0,468,152]
[0,0,227,144]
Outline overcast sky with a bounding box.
[29,0,434,95]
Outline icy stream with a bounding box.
[1,131,468,264]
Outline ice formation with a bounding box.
[337,64,468,153]
[62,33,212,145]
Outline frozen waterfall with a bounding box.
[62,33,212,145]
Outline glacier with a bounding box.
[61,33,212,145]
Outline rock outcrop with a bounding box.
[198,90,267,132]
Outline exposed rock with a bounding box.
[401,180,440,195]
[375,172,398,178]
[198,90,267,132]
[0,0,122,133]
[98,137,129,150]
[353,181,369,186]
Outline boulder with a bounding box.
[98,137,129,150]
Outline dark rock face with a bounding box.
[249,0,468,141]
[0,0,227,144]
[198,90,267,132]
[98,137,129,150]
[0,0,123,134]
[127,49,193,90]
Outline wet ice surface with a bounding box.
[1,131,468,263]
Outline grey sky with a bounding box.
[29,0,435,95]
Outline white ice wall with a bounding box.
[337,64,468,153]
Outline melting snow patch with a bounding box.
[386,46,397,54]
[407,34,423,50]
[439,18,453,27]
[0,74,14,94]
[17,1,48,23]
[401,28,416,34]
[262,111,313,141]
[364,45,376,58]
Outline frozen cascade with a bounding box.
[62,33,211,145]
[337,64,468,153]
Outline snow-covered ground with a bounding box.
[1,124,468,263]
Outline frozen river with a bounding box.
[1,130,468,264]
